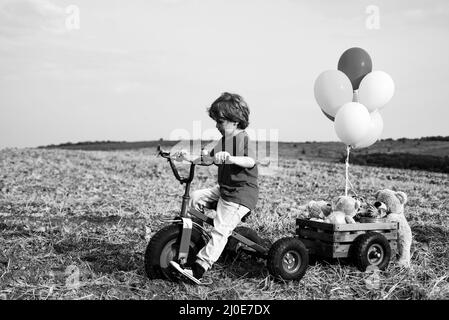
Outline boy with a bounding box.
[170,92,259,285]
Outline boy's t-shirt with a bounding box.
[209,131,259,211]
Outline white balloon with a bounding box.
[353,110,384,149]
[358,70,395,111]
[334,102,371,146]
[314,70,353,117]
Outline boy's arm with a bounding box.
[228,156,255,168]
[213,152,255,168]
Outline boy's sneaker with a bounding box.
[169,261,211,285]
[191,262,206,279]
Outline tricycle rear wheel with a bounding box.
[267,237,309,281]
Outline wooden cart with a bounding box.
[296,218,398,270]
[267,218,399,281]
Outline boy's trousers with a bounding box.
[189,185,250,271]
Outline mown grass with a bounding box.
[0,148,448,300]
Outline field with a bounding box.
[0,147,448,300]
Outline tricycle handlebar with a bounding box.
[156,145,215,184]
[157,145,216,166]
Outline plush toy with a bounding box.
[374,189,412,268]
[356,200,388,219]
[325,196,360,224]
[306,200,332,221]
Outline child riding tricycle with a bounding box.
[145,91,270,285]
[144,146,272,284]
[144,146,400,284]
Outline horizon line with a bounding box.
[25,135,449,149]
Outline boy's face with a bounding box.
[215,118,237,137]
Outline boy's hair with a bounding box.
[208,92,250,129]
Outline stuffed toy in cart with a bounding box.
[324,196,360,224]
[374,189,413,268]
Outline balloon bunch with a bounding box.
[314,47,394,149]
[313,47,395,195]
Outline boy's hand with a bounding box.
[214,151,232,164]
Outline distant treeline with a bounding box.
[42,140,127,147]
[40,140,178,151]
[345,153,449,174]
[380,136,449,142]
[415,136,449,142]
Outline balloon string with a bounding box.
[345,145,351,196]
[353,90,359,103]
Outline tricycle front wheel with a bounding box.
[144,224,206,281]
[267,237,309,281]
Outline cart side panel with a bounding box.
[335,230,398,242]
[298,229,398,243]
[299,238,334,257]
[297,228,334,242]
[333,243,352,258]
[299,239,352,258]
[334,222,398,232]
[296,219,335,231]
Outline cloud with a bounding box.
[0,0,68,36]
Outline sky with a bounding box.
[1,0,449,148]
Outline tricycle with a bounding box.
[144,146,271,282]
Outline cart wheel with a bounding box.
[144,224,206,281]
[351,232,391,271]
[267,237,309,281]
[223,226,271,260]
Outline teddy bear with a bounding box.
[374,189,412,268]
[324,196,360,224]
[306,200,332,221]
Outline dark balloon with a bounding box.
[338,47,373,90]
